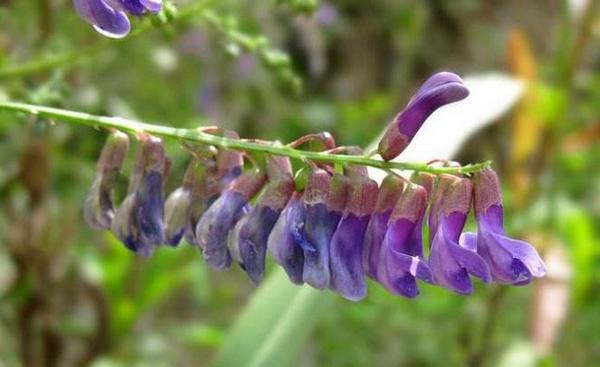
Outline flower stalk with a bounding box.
[0,101,491,175]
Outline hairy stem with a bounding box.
[0,101,491,175]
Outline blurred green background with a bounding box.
[1,0,599,366]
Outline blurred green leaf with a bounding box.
[215,268,332,367]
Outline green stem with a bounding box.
[0,0,213,79]
[0,101,491,175]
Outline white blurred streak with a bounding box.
[530,244,572,356]
[368,73,524,182]
[569,0,589,20]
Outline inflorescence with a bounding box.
[82,72,546,301]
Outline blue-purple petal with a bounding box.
[302,203,341,289]
[195,190,248,270]
[330,214,370,301]
[73,0,131,38]
[267,194,306,285]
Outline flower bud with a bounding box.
[330,176,378,301]
[378,72,469,160]
[195,169,266,270]
[377,184,432,298]
[84,131,130,229]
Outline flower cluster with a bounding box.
[73,0,162,38]
[84,72,546,300]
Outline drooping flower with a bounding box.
[84,131,130,229]
[330,169,378,301]
[164,159,200,246]
[195,169,266,270]
[377,184,433,298]
[428,174,491,294]
[229,156,295,284]
[111,135,169,257]
[378,72,469,161]
[73,0,162,38]
[463,168,546,285]
[302,169,347,289]
[267,192,307,284]
[362,174,405,280]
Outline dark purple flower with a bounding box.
[302,170,347,289]
[230,156,295,284]
[111,135,168,257]
[428,175,491,294]
[195,169,266,270]
[73,0,161,38]
[362,175,405,280]
[84,131,129,229]
[267,192,307,284]
[330,175,378,301]
[377,184,433,298]
[465,168,546,285]
[378,72,469,161]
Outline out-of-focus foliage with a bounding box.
[1,0,600,366]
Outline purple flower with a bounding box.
[267,192,307,285]
[362,175,405,280]
[464,168,546,285]
[302,170,347,289]
[111,135,168,257]
[73,0,161,38]
[428,175,491,294]
[377,184,433,298]
[378,72,469,161]
[195,169,266,270]
[330,176,378,301]
[230,156,295,284]
[84,131,130,229]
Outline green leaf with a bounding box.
[215,268,333,367]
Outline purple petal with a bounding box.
[111,194,153,257]
[478,229,546,284]
[302,203,341,289]
[362,212,391,280]
[330,214,370,301]
[237,205,281,284]
[73,0,131,38]
[381,250,432,298]
[377,217,432,297]
[140,0,161,12]
[267,194,306,284]
[429,220,490,294]
[135,171,165,246]
[195,191,249,270]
